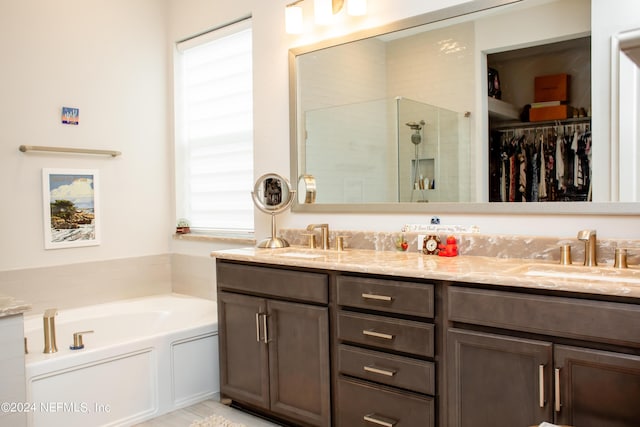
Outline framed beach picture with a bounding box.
[42,168,100,249]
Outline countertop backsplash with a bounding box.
[280,228,640,266]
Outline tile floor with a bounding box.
[133,397,282,427]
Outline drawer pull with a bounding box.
[363,330,394,340]
[362,293,393,302]
[364,413,397,427]
[539,364,545,408]
[555,367,561,412]
[363,365,397,377]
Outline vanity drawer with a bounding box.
[337,377,434,427]
[338,344,435,395]
[338,311,434,357]
[216,261,328,304]
[337,275,434,318]
[449,286,640,347]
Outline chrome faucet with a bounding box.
[43,308,58,354]
[306,223,330,250]
[577,229,597,266]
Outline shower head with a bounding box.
[405,120,426,131]
[406,120,425,145]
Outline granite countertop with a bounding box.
[211,247,640,300]
[0,294,32,318]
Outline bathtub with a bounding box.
[23,294,219,427]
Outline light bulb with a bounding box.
[285,5,303,34]
[347,0,366,16]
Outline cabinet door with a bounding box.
[217,292,269,409]
[448,328,553,427]
[267,300,331,427]
[554,345,640,427]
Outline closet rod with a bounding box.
[492,117,590,131]
[19,145,121,157]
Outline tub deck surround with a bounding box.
[23,294,219,427]
[0,293,31,317]
[211,246,640,299]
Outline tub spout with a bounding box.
[70,330,94,350]
[43,308,58,354]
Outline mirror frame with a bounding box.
[289,0,640,215]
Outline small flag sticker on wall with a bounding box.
[61,107,79,125]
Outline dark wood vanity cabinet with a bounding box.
[216,261,331,427]
[335,275,436,427]
[447,286,640,427]
[215,258,640,427]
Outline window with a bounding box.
[175,19,254,235]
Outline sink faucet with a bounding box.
[43,308,58,354]
[306,223,330,250]
[577,229,597,266]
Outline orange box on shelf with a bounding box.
[529,105,573,122]
[534,73,570,102]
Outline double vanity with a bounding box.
[212,237,640,427]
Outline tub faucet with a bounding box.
[306,223,330,250]
[43,308,58,354]
[577,229,597,266]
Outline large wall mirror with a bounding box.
[289,0,640,214]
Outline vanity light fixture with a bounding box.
[314,0,342,24]
[285,0,304,34]
[285,0,367,34]
[347,0,367,16]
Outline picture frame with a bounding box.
[42,168,100,249]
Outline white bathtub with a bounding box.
[23,294,219,427]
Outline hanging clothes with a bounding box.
[491,119,591,202]
[555,132,565,191]
[538,132,547,199]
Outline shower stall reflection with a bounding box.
[301,97,471,203]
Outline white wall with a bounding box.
[592,0,640,202]
[0,0,170,271]
[2,0,638,273]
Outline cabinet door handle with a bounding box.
[554,368,561,412]
[539,364,545,408]
[363,329,394,340]
[363,413,397,427]
[255,313,262,342]
[364,365,397,377]
[262,313,269,344]
[362,293,393,302]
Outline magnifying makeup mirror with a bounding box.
[251,173,295,248]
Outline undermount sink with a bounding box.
[276,251,325,259]
[509,263,640,284]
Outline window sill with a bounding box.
[173,232,255,246]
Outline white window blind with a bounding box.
[175,19,254,233]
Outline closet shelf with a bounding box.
[488,97,520,121]
[18,145,121,157]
